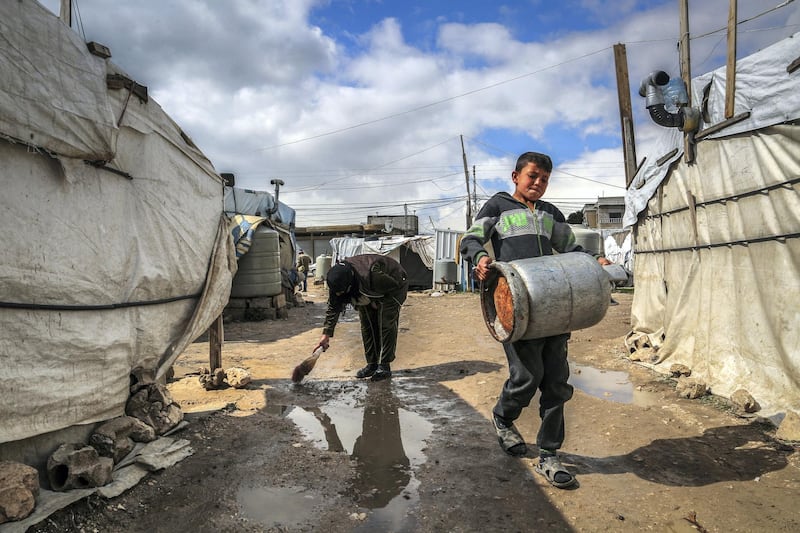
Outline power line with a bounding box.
[256,48,610,151]
[691,0,796,40]
[283,137,458,192]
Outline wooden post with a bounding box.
[613,43,638,188]
[725,0,738,118]
[678,0,695,163]
[208,314,223,371]
[59,0,72,26]
[461,135,472,229]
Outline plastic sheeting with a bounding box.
[624,33,800,414]
[330,235,435,268]
[223,186,296,228]
[624,32,800,228]
[330,235,436,289]
[603,233,633,273]
[628,125,800,414]
[0,0,117,160]
[0,1,234,443]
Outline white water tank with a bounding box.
[315,254,332,281]
[570,225,603,256]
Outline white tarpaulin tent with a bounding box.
[623,33,800,414]
[0,1,235,444]
[330,235,435,289]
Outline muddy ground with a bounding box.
[27,286,799,532]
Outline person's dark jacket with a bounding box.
[460,192,590,264]
[322,254,408,337]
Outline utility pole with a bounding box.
[613,43,638,188]
[460,135,472,229]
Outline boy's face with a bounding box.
[512,162,551,203]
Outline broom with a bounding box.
[291,345,326,383]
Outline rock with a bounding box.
[126,382,184,434]
[0,461,39,523]
[627,347,660,363]
[730,389,760,414]
[669,364,692,377]
[225,367,252,389]
[775,410,800,442]
[675,377,708,399]
[47,443,113,491]
[129,366,157,393]
[90,415,158,463]
[199,367,227,390]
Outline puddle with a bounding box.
[237,485,323,530]
[245,382,433,532]
[570,363,661,406]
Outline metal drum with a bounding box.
[433,259,458,284]
[480,253,610,343]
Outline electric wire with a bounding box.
[256,48,611,151]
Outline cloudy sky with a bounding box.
[41,0,800,232]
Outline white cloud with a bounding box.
[37,0,800,232]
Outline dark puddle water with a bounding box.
[570,363,663,406]
[238,364,660,529]
[238,381,432,532]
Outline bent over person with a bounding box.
[315,254,408,382]
[460,151,610,489]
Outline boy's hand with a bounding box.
[474,255,493,281]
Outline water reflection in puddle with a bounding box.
[570,363,662,406]
[246,382,433,532]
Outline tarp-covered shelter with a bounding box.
[224,186,298,274]
[330,235,435,289]
[0,1,235,447]
[623,33,800,414]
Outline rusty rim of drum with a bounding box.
[480,263,525,343]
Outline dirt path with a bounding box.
[28,287,799,532]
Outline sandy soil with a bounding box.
[27,285,799,532]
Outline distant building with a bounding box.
[294,216,416,260]
[367,214,419,235]
[582,196,625,230]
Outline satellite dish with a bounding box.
[384,221,394,233]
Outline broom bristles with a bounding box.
[291,347,324,383]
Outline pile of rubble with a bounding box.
[0,371,191,527]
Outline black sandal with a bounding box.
[535,455,577,489]
[493,415,527,456]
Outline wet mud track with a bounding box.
[25,292,800,533]
[257,369,573,532]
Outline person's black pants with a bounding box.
[357,285,407,365]
[493,333,573,452]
